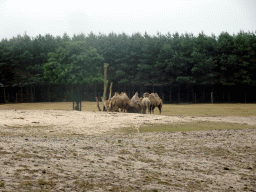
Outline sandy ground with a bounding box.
[1,110,256,135]
[0,110,256,191]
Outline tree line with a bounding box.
[0,31,256,103]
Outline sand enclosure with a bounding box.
[1,110,256,135]
[0,110,256,191]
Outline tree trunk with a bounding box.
[178,84,180,103]
[169,84,172,103]
[96,97,101,111]
[203,86,205,102]
[48,84,51,102]
[80,93,82,111]
[72,86,74,110]
[3,86,6,103]
[161,86,164,102]
[73,86,82,111]
[187,83,189,102]
[26,85,29,102]
[31,86,33,103]
[20,86,23,103]
[108,82,113,100]
[95,84,97,98]
[103,63,109,100]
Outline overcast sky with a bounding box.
[1,0,256,39]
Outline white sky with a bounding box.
[0,0,256,39]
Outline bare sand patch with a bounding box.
[1,110,256,135]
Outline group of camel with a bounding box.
[102,92,163,114]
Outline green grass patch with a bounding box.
[1,102,256,116]
[118,121,255,134]
[0,182,4,187]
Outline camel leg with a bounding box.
[152,107,155,114]
[158,106,162,115]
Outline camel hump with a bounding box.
[143,92,149,98]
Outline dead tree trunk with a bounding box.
[108,82,113,100]
[103,63,109,100]
[3,86,6,103]
[96,97,101,111]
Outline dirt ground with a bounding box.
[0,110,256,191]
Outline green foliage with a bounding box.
[1,30,256,103]
[43,41,104,85]
[0,42,14,86]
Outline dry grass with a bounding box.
[0,101,96,111]
[1,102,256,116]
[161,103,256,116]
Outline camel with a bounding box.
[102,92,120,112]
[140,97,151,114]
[103,99,119,112]
[108,92,130,112]
[148,93,163,114]
[148,94,157,114]
[143,92,150,98]
[153,93,163,114]
[131,92,139,101]
[128,92,140,113]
